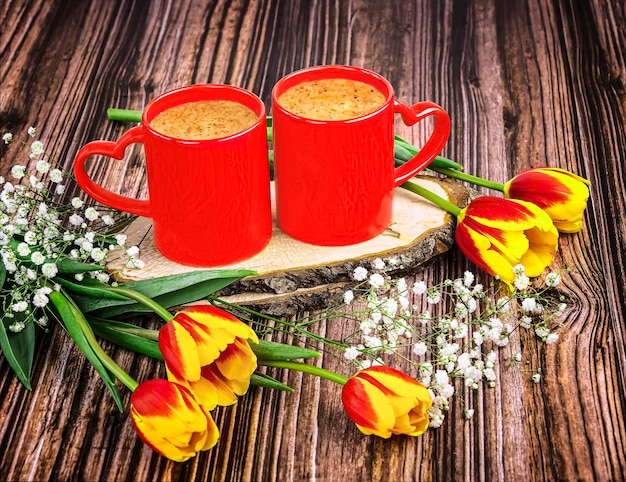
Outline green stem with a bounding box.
[107,108,142,123]
[401,180,462,217]
[431,166,505,191]
[261,360,348,385]
[208,297,348,352]
[65,300,139,391]
[103,286,173,322]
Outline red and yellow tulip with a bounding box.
[455,197,559,284]
[159,306,259,411]
[341,366,432,438]
[130,378,219,462]
[503,167,590,233]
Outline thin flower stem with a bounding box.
[261,360,348,385]
[104,286,173,322]
[401,180,462,217]
[208,297,348,351]
[431,166,506,191]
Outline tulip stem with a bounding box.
[430,166,505,191]
[54,293,139,392]
[401,180,462,217]
[107,108,142,123]
[103,286,173,322]
[261,360,348,385]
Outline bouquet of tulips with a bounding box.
[1,117,590,463]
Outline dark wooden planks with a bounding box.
[0,0,625,480]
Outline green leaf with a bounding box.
[0,263,6,290]
[55,276,129,300]
[250,372,293,392]
[251,339,320,362]
[88,317,163,360]
[76,269,255,318]
[49,291,125,411]
[0,315,35,390]
[56,259,103,274]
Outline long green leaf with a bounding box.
[0,316,34,390]
[74,269,255,315]
[49,292,124,411]
[250,372,293,392]
[251,339,320,361]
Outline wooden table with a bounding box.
[1,1,625,480]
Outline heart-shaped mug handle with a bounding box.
[73,125,151,217]
[392,101,451,186]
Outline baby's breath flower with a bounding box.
[372,258,385,270]
[27,126,36,137]
[12,301,28,312]
[412,280,427,295]
[545,272,561,287]
[49,168,63,183]
[84,207,99,221]
[514,275,530,290]
[344,346,360,360]
[68,214,83,226]
[368,273,385,289]
[521,297,537,312]
[9,321,26,332]
[343,290,354,305]
[353,266,368,281]
[115,234,127,246]
[427,290,441,304]
[545,333,559,344]
[30,251,45,265]
[35,160,50,173]
[11,165,26,179]
[30,141,44,156]
[531,373,541,384]
[90,248,106,262]
[2,133,13,144]
[17,242,31,256]
[41,263,58,278]
[71,197,84,209]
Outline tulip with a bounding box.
[429,166,590,233]
[455,197,559,283]
[341,366,432,438]
[502,167,591,233]
[130,378,219,462]
[159,305,259,410]
[402,180,559,284]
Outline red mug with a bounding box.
[271,65,451,246]
[73,84,272,267]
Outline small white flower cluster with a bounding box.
[1,129,144,332]
[338,259,567,428]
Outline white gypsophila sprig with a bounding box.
[0,128,143,332]
[298,263,569,429]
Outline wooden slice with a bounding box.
[106,175,468,314]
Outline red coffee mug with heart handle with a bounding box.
[73,84,272,267]
[271,65,451,246]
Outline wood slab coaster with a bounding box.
[106,175,469,315]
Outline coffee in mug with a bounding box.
[276,78,386,121]
[150,100,258,140]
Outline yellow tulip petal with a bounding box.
[215,338,257,380]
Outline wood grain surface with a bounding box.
[1,1,625,481]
